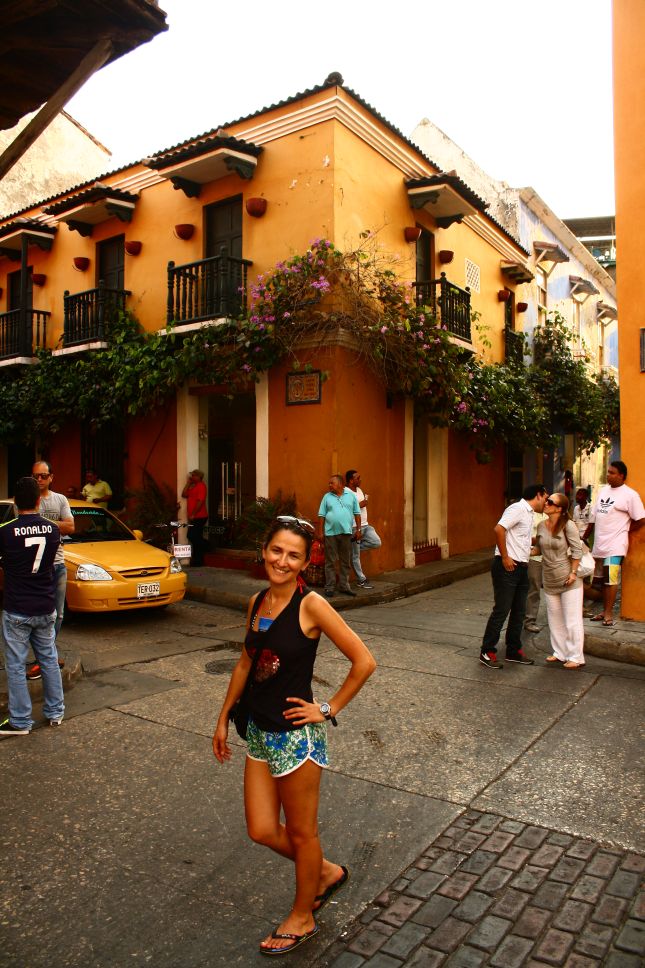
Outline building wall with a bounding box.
[0,111,110,219]
[613,0,645,619]
[268,345,405,573]
[447,433,505,555]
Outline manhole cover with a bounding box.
[205,658,237,676]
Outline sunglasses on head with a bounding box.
[276,515,315,534]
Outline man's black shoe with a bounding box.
[505,651,534,666]
[324,589,336,598]
[339,587,357,597]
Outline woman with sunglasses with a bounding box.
[212,515,376,956]
[535,494,585,668]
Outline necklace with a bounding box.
[266,590,273,615]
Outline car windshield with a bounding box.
[67,507,135,542]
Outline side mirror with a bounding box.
[132,529,144,540]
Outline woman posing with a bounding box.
[535,493,585,669]
[213,516,376,956]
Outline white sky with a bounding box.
[66,0,615,220]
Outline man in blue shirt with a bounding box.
[317,475,361,598]
[0,477,65,737]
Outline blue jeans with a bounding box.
[351,524,382,582]
[481,557,529,657]
[54,561,67,637]
[2,611,64,729]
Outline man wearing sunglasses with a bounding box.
[480,484,547,669]
[30,461,74,650]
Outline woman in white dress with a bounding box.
[535,493,585,669]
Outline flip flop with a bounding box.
[313,865,350,912]
[260,923,319,956]
[590,613,606,622]
[602,619,615,627]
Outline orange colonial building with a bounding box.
[613,1,645,618]
[0,74,533,572]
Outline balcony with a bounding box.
[0,308,50,363]
[413,273,472,342]
[504,328,525,365]
[166,251,252,329]
[60,281,130,350]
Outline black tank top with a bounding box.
[246,586,320,732]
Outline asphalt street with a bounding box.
[1,573,643,968]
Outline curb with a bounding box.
[583,632,645,666]
[185,557,492,614]
[0,651,83,716]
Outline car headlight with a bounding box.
[169,556,183,574]
[76,563,113,581]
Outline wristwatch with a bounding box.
[319,702,338,726]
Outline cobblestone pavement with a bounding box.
[324,810,645,968]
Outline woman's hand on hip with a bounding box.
[283,697,325,726]
[212,721,232,763]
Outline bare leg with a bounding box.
[244,759,343,952]
[603,582,618,620]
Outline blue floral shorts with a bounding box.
[246,718,329,777]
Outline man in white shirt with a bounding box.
[573,488,593,538]
[345,469,381,590]
[481,484,548,669]
[583,461,645,626]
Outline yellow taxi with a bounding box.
[0,499,187,613]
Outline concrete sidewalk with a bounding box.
[184,551,645,667]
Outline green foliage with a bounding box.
[124,469,180,546]
[0,249,619,468]
[234,492,298,555]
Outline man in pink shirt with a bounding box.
[584,461,645,626]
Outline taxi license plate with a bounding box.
[137,581,161,599]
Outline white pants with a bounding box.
[544,585,585,664]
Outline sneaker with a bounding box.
[26,658,65,680]
[480,651,502,669]
[357,579,374,590]
[524,623,540,633]
[46,718,64,727]
[505,651,534,666]
[0,719,31,738]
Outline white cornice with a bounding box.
[234,94,437,179]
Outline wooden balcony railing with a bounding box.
[413,272,472,342]
[167,250,252,326]
[504,328,525,365]
[63,281,130,347]
[0,308,50,360]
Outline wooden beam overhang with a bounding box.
[0,219,57,258]
[597,301,618,323]
[44,184,138,236]
[569,275,600,302]
[406,173,488,229]
[144,134,263,193]
[501,261,534,284]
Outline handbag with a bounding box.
[228,593,265,739]
[565,524,595,580]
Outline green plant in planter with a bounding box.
[124,469,180,547]
[235,492,298,558]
